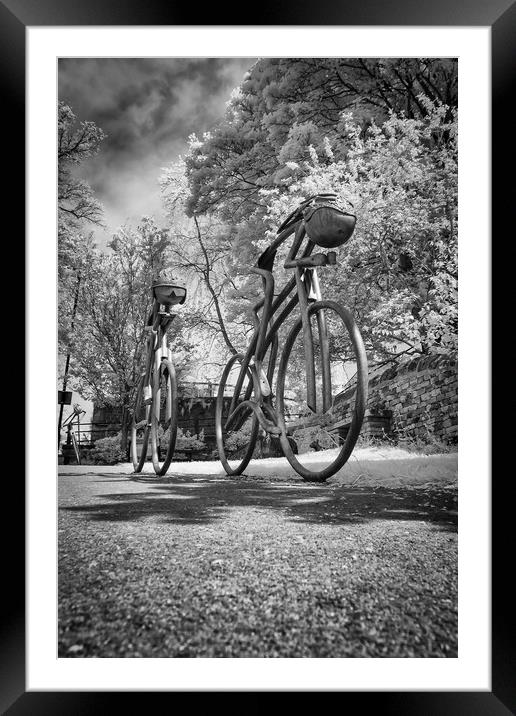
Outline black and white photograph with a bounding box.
[56,55,460,659]
[0,0,508,704]
[9,7,502,704]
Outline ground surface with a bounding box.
[58,447,458,658]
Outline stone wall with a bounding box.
[90,405,121,442]
[92,354,458,451]
[332,354,458,444]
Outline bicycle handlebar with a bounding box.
[284,251,337,269]
[276,193,338,234]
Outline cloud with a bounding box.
[58,58,257,245]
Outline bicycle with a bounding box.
[61,405,85,465]
[130,278,187,476]
[215,193,368,482]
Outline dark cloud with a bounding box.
[58,58,257,244]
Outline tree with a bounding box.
[181,58,457,221]
[65,218,195,452]
[160,161,256,364]
[159,58,458,363]
[166,102,457,364]
[58,101,106,273]
[159,59,458,374]
[57,103,106,444]
[259,100,458,361]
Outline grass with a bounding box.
[58,467,457,659]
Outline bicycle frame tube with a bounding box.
[229,396,281,435]
[139,304,175,419]
[229,270,296,416]
[227,287,301,427]
[228,269,273,417]
[295,267,317,412]
[309,268,332,413]
[250,266,275,364]
[152,330,164,421]
[227,219,322,430]
[143,331,155,374]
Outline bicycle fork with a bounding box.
[142,329,172,411]
[249,265,276,394]
[295,267,332,414]
[151,332,173,424]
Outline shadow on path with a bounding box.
[60,475,457,532]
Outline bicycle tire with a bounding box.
[131,375,152,473]
[150,358,178,476]
[276,300,368,482]
[215,353,260,475]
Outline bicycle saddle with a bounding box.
[303,202,356,248]
[152,280,187,306]
[276,193,338,234]
[277,193,356,248]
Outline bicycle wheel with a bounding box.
[276,300,368,482]
[131,375,152,473]
[150,358,178,476]
[215,353,260,475]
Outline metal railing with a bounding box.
[61,422,121,446]
[179,381,236,398]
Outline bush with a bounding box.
[176,428,207,451]
[394,430,456,455]
[161,427,207,452]
[390,407,457,454]
[90,432,126,465]
[292,424,338,454]
[225,422,254,453]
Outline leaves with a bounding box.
[61,218,195,415]
[159,60,457,365]
[58,102,106,272]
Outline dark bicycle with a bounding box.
[215,193,368,482]
[131,278,187,476]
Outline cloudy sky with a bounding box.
[58,58,257,246]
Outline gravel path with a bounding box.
[58,458,457,658]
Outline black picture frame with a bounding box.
[7,0,508,712]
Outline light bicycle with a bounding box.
[131,279,186,476]
[215,194,368,482]
[61,405,85,465]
